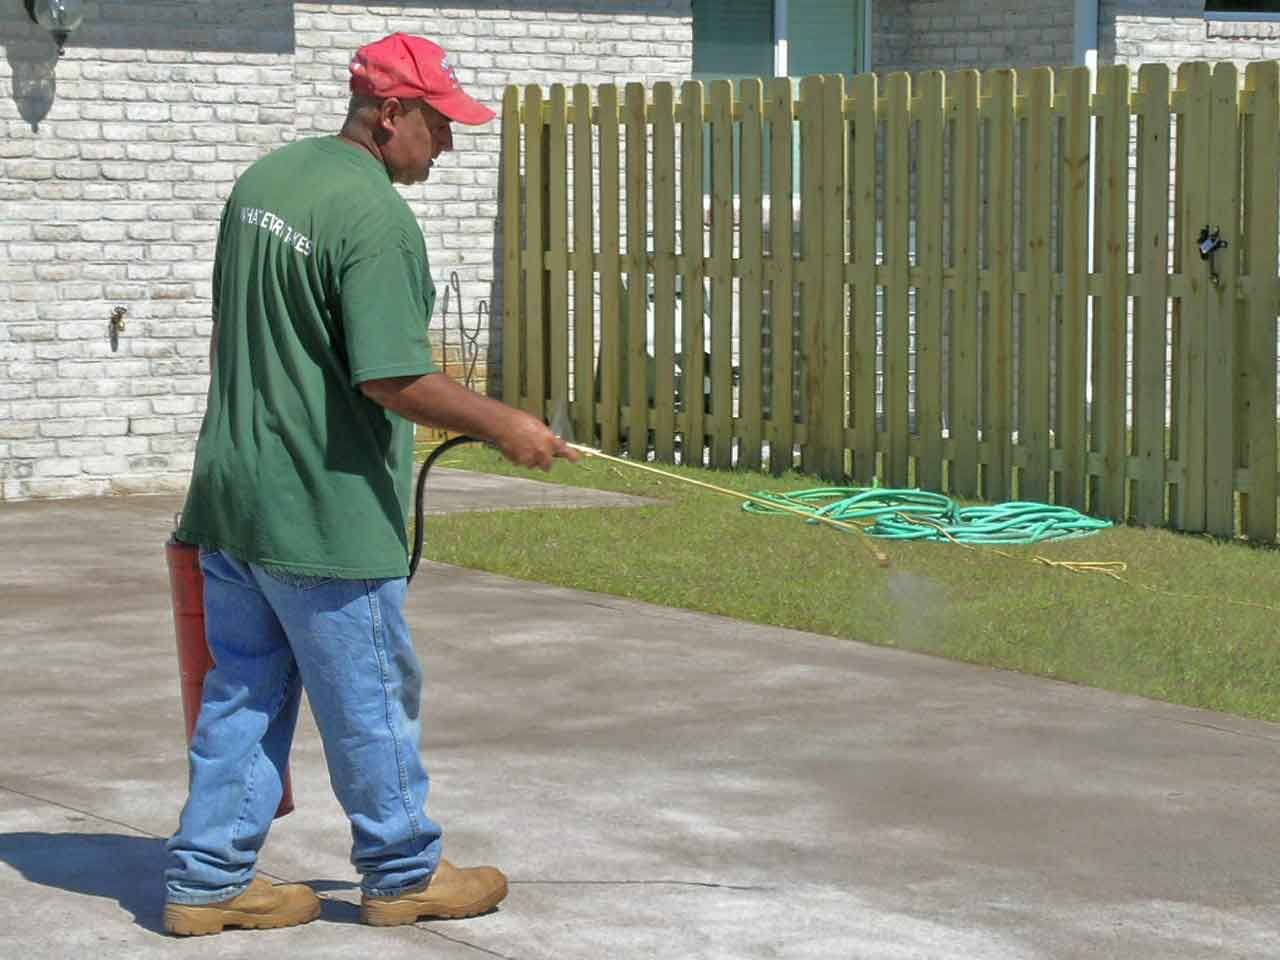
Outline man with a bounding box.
[163,33,576,936]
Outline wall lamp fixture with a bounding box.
[24,0,85,57]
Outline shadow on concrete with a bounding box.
[302,876,361,924]
[0,832,168,932]
[0,832,372,930]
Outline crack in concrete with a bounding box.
[0,782,163,839]
[419,926,522,960]
[1164,717,1280,745]
[512,878,769,891]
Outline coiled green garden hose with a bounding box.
[742,487,1111,545]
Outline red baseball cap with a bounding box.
[349,34,495,125]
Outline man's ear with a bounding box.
[377,96,404,135]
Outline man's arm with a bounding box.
[360,372,576,471]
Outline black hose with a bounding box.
[408,434,484,583]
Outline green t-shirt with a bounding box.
[177,136,438,579]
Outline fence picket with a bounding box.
[522,84,546,420]
[917,71,946,493]
[767,77,795,473]
[821,74,849,481]
[1205,63,1241,537]
[502,86,521,408]
[1173,62,1210,532]
[950,70,981,498]
[1095,66,1131,520]
[598,83,622,453]
[680,81,707,466]
[652,83,678,462]
[572,84,595,446]
[986,69,1016,502]
[1020,68,1054,503]
[850,73,879,485]
[625,82,649,457]
[1133,64,1171,526]
[799,75,827,476]
[1058,67,1091,511]
[548,85,570,416]
[1242,62,1279,541]
[884,72,911,488]
[739,79,765,471]
[710,80,734,468]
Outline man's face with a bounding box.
[379,99,454,185]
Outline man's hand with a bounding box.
[494,408,579,471]
[359,372,579,471]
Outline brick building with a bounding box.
[1,1,1276,501]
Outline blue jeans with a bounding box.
[165,549,442,905]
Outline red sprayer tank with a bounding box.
[166,538,294,818]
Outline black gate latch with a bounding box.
[1197,226,1229,286]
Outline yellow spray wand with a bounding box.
[563,442,891,569]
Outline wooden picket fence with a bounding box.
[500,62,1280,541]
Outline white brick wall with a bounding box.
[1103,0,1280,69]
[872,0,1076,75]
[1,1,693,501]
[871,0,1277,77]
[0,1,295,500]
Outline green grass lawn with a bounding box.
[416,442,1280,723]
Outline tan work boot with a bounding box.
[360,859,508,926]
[164,876,321,936]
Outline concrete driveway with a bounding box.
[1,476,1277,959]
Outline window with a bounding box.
[786,0,867,81]
[1204,0,1280,16]
[692,0,868,83]
[691,0,868,195]
[692,0,774,82]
